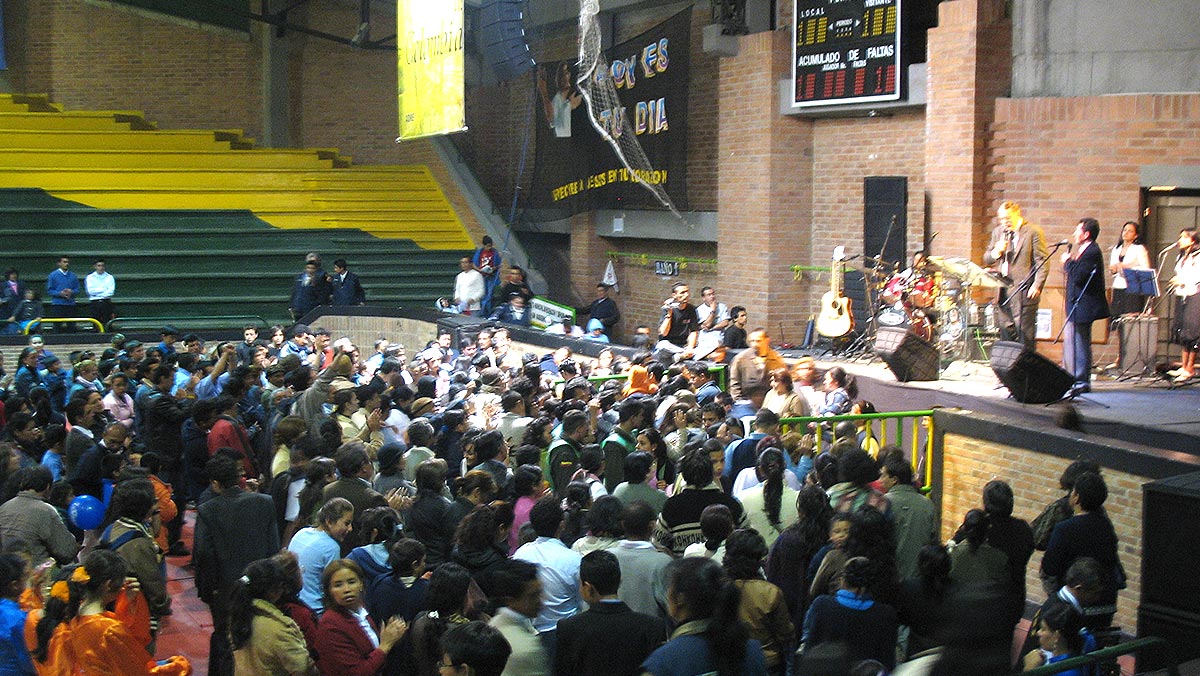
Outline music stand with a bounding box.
[1116,269,1161,380]
[1122,268,1160,299]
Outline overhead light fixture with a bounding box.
[1149,185,1178,192]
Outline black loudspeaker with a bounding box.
[1139,472,1200,669]
[864,176,907,266]
[875,326,940,382]
[479,0,535,81]
[989,341,1073,403]
[855,176,908,327]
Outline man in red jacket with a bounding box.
[207,395,260,485]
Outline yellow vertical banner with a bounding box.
[397,0,466,140]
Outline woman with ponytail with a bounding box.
[229,557,318,676]
[948,508,1010,591]
[409,563,478,676]
[32,549,190,676]
[642,556,767,676]
[766,485,831,628]
[722,529,795,676]
[735,448,800,547]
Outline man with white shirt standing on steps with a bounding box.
[85,258,116,327]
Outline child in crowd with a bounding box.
[807,512,853,597]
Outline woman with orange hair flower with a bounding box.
[28,550,191,676]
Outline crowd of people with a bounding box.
[0,285,1126,675]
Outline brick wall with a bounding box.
[715,30,814,334]
[810,112,928,314]
[924,0,1012,267]
[940,430,1147,631]
[988,93,1200,248]
[4,0,262,137]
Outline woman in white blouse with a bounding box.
[1109,220,1152,316]
[1168,229,1200,382]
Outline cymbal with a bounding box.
[925,256,1010,288]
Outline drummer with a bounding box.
[886,251,936,313]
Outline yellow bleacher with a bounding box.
[0,94,472,249]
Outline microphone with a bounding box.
[1049,240,1071,249]
[1161,242,1179,255]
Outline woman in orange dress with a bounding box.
[28,550,190,676]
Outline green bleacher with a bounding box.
[1,189,468,327]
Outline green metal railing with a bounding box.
[1022,636,1177,676]
[780,410,936,491]
[106,315,271,332]
[23,317,105,334]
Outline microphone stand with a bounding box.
[999,240,1067,325]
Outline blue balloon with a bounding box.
[69,495,105,531]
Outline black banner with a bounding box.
[525,8,690,221]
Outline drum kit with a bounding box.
[864,255,1011,362]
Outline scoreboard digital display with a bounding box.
[791,0,902,108]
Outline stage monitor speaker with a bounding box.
[479,0,535,81]
[875,326,940,382]
[989,341,1073,403]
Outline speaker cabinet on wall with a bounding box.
[479,0,535,81]
[875,326,940,382]
[989,341,1073,403]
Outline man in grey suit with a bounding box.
[984,200,1049,347]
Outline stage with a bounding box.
[784,350,1200,457]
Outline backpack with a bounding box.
[98,522,146,552]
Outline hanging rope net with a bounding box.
[576,0,685,222]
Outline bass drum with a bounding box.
[939,303,965,343]
[877,306,933,342]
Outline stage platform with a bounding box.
[784,350,1200,457]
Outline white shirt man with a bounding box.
[694,286,730,358]
[454,256,486,314]
[85,260,115,301]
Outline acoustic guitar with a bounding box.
[817,249,855,338]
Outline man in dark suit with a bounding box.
[330,257,367,306]
[195,453,281,676]
[984,201,1050,347]
[554,549,666,676]
[323,442,389,518]
[2,268,27,327]
[1062,218,1110,394]
[289,256,331,320]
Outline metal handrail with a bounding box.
[23,317,105,334]
[1022,636,1178,676]
[780,410,937,491]
[106,315,271,332]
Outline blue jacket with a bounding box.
[0,597,34,675]
[1064,242,1111,324]
[330,271,367,306]
[489,303,532,327]
[289,269,331,317]
[45,269,80,306]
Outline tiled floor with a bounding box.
[156,513,211,676]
